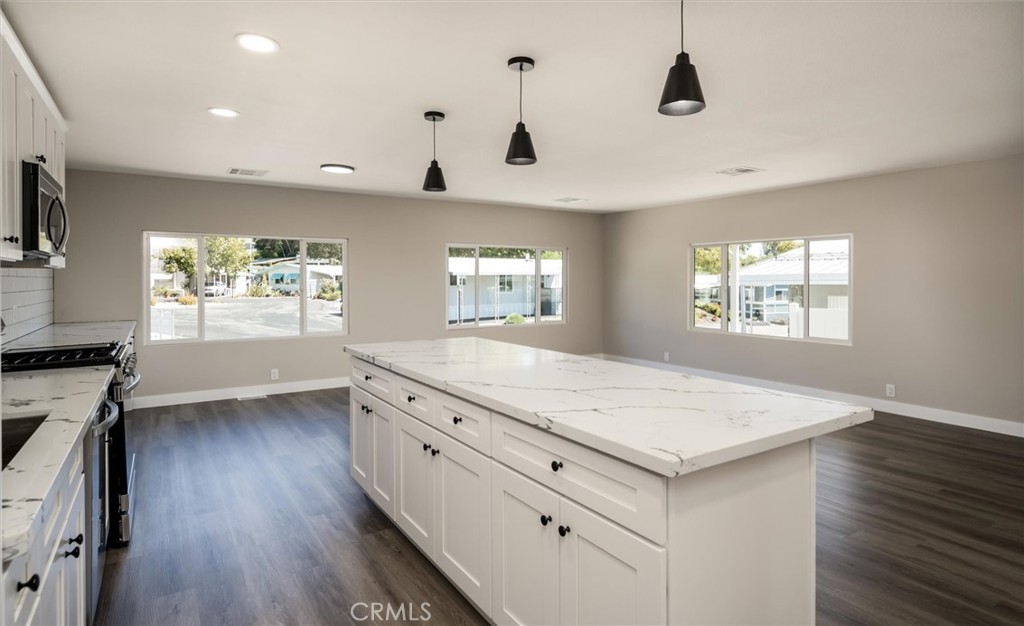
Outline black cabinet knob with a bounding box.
[2,235,18,243]
[551,461,563,472]
[452,416,463,424]
[360,404,369,413]
[68,533,84,545]
[540,515,552,526]
[431,448,440,457]
[364,374,371,381]
[407,395,416,403]
[558,525,571,537]
[423,443,431,452]
[17,574,40,592]
[63,547,81,559]
[35,154,47,164]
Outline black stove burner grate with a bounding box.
[1,341,123,372]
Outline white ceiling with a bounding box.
[4,0,1022,212]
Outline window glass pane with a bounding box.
[447,247,477,326]
[149,235,199,341]
[479,247,536,326]
[205,237,300,340]
[728,240,804,337]
[540,249,564,322]
[808,238,849,341]
[693,246,722,329]
[305,241,345,334]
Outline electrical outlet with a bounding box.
[885,383,896,398]
[663,352,670,362]
[270,368,279,381]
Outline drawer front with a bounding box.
[436,394,491,455]
[351,359,394,400]
[3,550,35,626]
[393,376,437,427]
[491,413,667,544]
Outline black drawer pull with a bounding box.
[423,443,431,452]
[68,533,84,545]
[364,374,371,381]
[551,461,563,472]
[540,515,552,526]
[407,394,416,402]
[2,235,18,243]
[452,416,463,425]
[17,574,40,592]
[35,154,47,164]
[63,547,81,559]
[558,525,571,537]
[360,404,369,413]
[431,448,440,457]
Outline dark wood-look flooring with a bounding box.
[95,389,1024,626]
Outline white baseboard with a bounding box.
[130,377,351,410]
[588,354,1024,438]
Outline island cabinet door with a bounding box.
[368,398,396,519]
[557,499,666,626]
[349,387,373,491]
[433,432,491,615]
[395,410,437,558]
[491,463,560,626]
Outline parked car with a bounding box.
[204,282,228,297]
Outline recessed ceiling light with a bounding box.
[320,164,355,174]
[207,107,240,118]
[235,33,280,53]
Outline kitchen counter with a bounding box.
[3,320,137,351]
[2,366,113,562]
[345,337,873,477]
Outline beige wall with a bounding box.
[603,156,1024,424]
[56,170,604,397]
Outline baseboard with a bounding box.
[131,377,351,410]
[587,354,1023,438]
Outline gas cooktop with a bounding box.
[1,341,123,372]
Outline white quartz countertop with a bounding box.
[345,338,873,477]
[3,320,137,351]
[2,366,114,562]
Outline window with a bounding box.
[447,245,565,327]
[690,236,850,342]
[146,232,346,343]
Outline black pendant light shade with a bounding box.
[506,56,537,165]
[423,111,447,192]
[659,0,706,116]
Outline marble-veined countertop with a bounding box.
[344,337,873,477]
[3,320,137,351]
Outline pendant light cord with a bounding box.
[432,119,437,160]
[519,68,524,122]
[680,0,685,51]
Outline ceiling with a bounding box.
[4,0,1022,213]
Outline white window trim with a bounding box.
[143,231,348,345]
[688,234,853,346]
[444,243,568,331]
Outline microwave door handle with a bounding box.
[49,195,68,254]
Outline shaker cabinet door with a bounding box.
[368,398,396,518]
[491,463,560,626]
[394,410,436,557]
[349,386,372,491]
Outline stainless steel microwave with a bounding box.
[22,161,68,260]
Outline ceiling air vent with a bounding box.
[715,166,764,177]
[553,197,587,204]
[227,168,270,177]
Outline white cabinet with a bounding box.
[61,474,87,626]
[368,398,396,518]
[349,386,372,491]
[395,411,436,554]
[491,463,665,626]
[0,12,68,263]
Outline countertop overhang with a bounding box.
[345,337,873,477]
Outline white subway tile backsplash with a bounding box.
[1,267,54,344]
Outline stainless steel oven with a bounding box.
[21,161,69,260]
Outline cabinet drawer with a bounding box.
[351,360,394,400]
[436,394,491,455]
[393,376,437,427]
[3,549,36,626]
[491,413,667,544]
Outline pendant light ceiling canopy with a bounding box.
[505,56,537,166]
[422,111,447,192]
[659,0,706,116]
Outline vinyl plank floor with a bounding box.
[94,390,1024,625]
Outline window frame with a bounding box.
[444,243,567,330]
[688,234,852,346]
[143,231,348,345]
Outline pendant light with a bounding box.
[423,111,447,192]
[658,0,705,116]
[505,56,537,165]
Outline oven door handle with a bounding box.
[122,371,142,394]
[92,399,120,436]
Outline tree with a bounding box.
[306,242,343,263]
[206,237,253,289]
[762,240,802,258]
[693,247,722,275]
[449,247,537,259]
[254,239,299,260]
[160,246,198,293]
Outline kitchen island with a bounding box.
[344,337,872,625]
